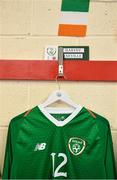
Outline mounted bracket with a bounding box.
[58,47,64,77]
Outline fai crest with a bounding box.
[47,47,56,56]
[68,137,86,156]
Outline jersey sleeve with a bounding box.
[2,111,26,179]
[2,123,13,179]
[105,124,117,179]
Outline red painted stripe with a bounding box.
[0,60,117,81]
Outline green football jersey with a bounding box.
[2,106,117,179]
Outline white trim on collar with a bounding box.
[38,105,83,127]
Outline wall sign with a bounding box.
[59,46,89,60]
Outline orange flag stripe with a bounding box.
[58,24,87,37]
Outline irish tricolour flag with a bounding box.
[58,0,90,37]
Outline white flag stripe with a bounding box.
[60,12,88,25]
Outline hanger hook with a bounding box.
[55,74,67,92]
[56,75,61,91]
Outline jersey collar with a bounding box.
[38,105,83,127]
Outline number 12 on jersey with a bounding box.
[51,153,67,178]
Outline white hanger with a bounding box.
[38,71,83,126]
[39,90,82,114]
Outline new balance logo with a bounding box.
[34,143,46,151]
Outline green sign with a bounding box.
[59,46,89,60]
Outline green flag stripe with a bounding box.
[61,0,90,12]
